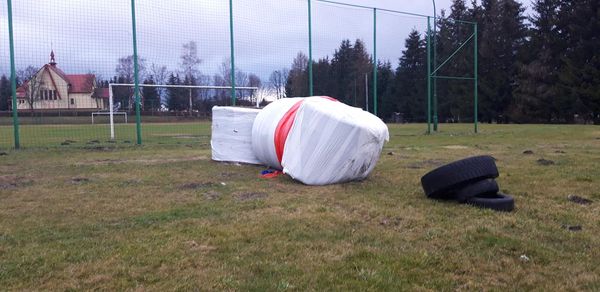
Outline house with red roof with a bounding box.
[16,51,109,111]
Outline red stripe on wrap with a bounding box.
[273,96,337,164]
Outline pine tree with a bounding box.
[330,40,355,105]
[0,75,11,111]
[313,57,332,96]
[285,52,309,97]
[351,39,373,110]
[376,60,395,119]
[512,0,563,122]
[142,76,160,111]
[394,29,427,122]
[478,0,527,123]
[556,0,600,124]
[437,0,476,122]
[166,73,186,111]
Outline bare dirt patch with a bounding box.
[0,175,32,190]
[203,191,221,200]
[567,195,593,205]
[562,224,582,232]
[537,158,555,166]
[71,177,90,184]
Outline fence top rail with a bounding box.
[108,83,259,90]
[315,0,477,24]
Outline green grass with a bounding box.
[1,123,599,290]
[0,122,210,149]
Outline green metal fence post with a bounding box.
[6,0,19,149]
[426,17,432,134]
[229,0,237,105]
[432,1,438,131]
[474,22,478,133]
[131,0,142,145]
[308,0,314,96]
[373,8,378,116]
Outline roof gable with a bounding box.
[67,74,95,93]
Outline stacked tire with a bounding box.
[420,156,514,212]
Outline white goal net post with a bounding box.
[105,83,259,140]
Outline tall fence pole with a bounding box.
[474,22,478,133]
[426,17,432,134]
[130,0,142,145]
[229,0,237,105]
[308,0,314,96]
[6,0,19,148]
[432,1,438,131]
[372,8,378,116]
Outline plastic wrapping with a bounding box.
[251,98,303,169]
[252,97,389,185]
[211,106,261,164]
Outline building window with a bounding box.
[70,98,75,105]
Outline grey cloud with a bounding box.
[1,0,527,82]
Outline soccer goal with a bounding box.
[105,83,258,140]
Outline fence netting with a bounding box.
[0,0,476,149]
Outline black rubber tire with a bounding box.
[421,155,499,199]
[466,193,515,212]
[455,179,499,203]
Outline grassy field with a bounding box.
[0,122,209,149]
[1,123,599,290]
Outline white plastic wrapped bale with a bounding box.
[251,97,303,169]
[252,96,389,185]
[211,106,262,164]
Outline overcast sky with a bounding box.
[0,0,531,83]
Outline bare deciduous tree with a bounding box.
[17,66,43,115]
[115,55,147,84]
[180,41,202,81]
[269,68,289,99]
[149,63,169,106]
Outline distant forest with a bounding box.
[285,0,599,124]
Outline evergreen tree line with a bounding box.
[285,0,600,124]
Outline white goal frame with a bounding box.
[107,83,258,140]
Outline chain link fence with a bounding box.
[0,0,476,149]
